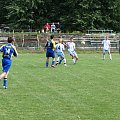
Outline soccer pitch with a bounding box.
[0,53,120,120]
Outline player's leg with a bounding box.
[1,59,11,89]
[58,53,64,64]
[0,72,7,80]
[103,49,106,60]
[71,55,76,63]
[62,53,67,66]
[69,52,75,63]
[51,51,55,67]
[46,51,50,67]
[56,57,59,65]
[46,57,49,67]
[108,49,112,60]
[55,53,59,65]
[68,50,75,63]
[51,58,55,67]
[59,57,64,64]
[63,58,67,66]
[3,72,9,89]
[73,51,78,64]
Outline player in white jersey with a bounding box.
[55,38,67,66]
[102,36,112,60]
[66,37,78,64]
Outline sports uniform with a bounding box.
[0,43,18,72]
[102,37,112,60]
[45,35,56,67]
[0,37,18,89]
[55,42,66,66]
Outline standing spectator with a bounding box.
[44,23,50,33]
[51,22,56,33]
[0,37,18,89]
[102,36,112,60]
[66,37,78,64]
[56,22,60,33]
[45,35,56,68]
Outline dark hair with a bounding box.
[50,35,54,39]
[7,37,14,43]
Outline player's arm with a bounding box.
[62,44,65,51]
[100,40,104,48]
[73,43,76,51]
[109,41,111,48]
[44,41,48,49]
[52,41,56,49]
[13,46,18,57]
[0,45,4,52]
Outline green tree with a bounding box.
[1,0,120,32]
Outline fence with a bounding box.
[0,31,120,51]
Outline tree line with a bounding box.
[0,0,120,32]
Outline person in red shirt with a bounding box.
[44,23,50,33]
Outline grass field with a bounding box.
[0,53,120,120]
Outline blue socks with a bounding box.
[46,61,49,67]
[59,58,64,64]
[3,78,7,89]
[52,61,55,66]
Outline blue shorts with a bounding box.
[2,58,12,73]
[46,50,55,58]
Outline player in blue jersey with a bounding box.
[45,35,56,68]
[0,36,18,89]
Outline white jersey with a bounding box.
[55,43,65,53]
[102,39,110,50]
[67,42,75,51]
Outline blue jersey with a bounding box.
[0,43,18,59]
[45,39,55,58]
[0,43,18,72]
[45,39,55,51]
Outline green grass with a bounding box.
[0,53,120,120]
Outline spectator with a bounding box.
[56,22,60,33]
[51,22,56,33]
[44,23,50,33]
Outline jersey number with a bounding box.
[58,46,60,50]
[5,48,10,55]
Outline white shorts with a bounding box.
[68,50,78,57]
[103,48,110,53]
[56,52,65,58]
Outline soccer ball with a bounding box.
[81,41,85,45]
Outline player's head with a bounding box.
[70,36,74,42]
[7,37,14,43]
[106,36,109,40]
[50,35,54,39]
[59,38,63,43]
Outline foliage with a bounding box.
[0,0,120,32]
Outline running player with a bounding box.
[66,37,78,64]
[55,38,67,66]
[0,36,18,89]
